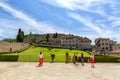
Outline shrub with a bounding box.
[0,55,18,61]
[95,56,118,62]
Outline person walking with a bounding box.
[38,52,44,66]
[51,53,55,63]
[90,53,95,68]
[81,53,84,66]
[65,51,69,63]
[72,53,76,64]
[73,52,79,66]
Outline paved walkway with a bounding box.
[0,62,120,80]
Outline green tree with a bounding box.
[16,28,24,42]
[55,32,58,38]
[53,32,58,38]
[46,34,50,42]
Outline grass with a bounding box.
[1,46,90,62]
[1,46,119,62]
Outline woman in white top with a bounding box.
[90,53,95,68]
[39,52,43,66]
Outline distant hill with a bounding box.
[23,33,91,50]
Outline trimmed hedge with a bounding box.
[94,55,119,62]
[0,55,119,62]
[95,57,118,62]
[78,55,119,63]
[0,55,18,61]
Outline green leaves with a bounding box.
[16,28,24,42]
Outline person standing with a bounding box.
[73,52,79,66]
[81,53,84,66]
[72,53,76,64]
[51,53,55,63]
[90,53,95,68]
[65,51,69,63]
[38,52,44,66]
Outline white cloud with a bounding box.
[41,0,117,16]
[41,0,120,43]
[0,1,64,34]
[68,13,103,34]
[68,13,120,44]
[108,16,120,27]
[0,28,7,38]
[0,19,27,39]
[0,0,120,44]
[112,21,120,27]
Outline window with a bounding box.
[106,47,108,50]
[105,43,108,45]
[102,47,105,50]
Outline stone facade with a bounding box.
[112,44,120,51]
[61,36,91,49]
[109,50,120,56]
[94,38,117,54]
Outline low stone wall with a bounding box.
[0,41,30,53]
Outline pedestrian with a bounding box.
[81,53,84,66]
[51,53,55,63]
[73,52,79,66]
[65,51,69,63]
[90,52,95,68]
[38,52,44,66]
[72,53,76,64]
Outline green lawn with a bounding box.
[1,46,90,62]
[0,46,119,62]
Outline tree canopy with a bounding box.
[16,28,24,42]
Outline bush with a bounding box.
[95,56,118,62]
[0,55,18,61]
[78,55,119,63]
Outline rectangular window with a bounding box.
[106,43,108,45]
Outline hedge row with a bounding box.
[0,55,18,61]
[78,56,119,63]
[0,54,119,62]
[94,55,119,62]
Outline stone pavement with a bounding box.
[0,62,120,80]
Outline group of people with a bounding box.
[38,51,95,68]
[70,52,95,68]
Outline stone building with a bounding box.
[94,38,117,54]
[112,44,120,51]
[108,44,120,56]
[61,36,91,49]
[81,37,91,49]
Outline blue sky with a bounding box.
[0,0,120,44]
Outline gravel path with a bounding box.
[0,62,120,80]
